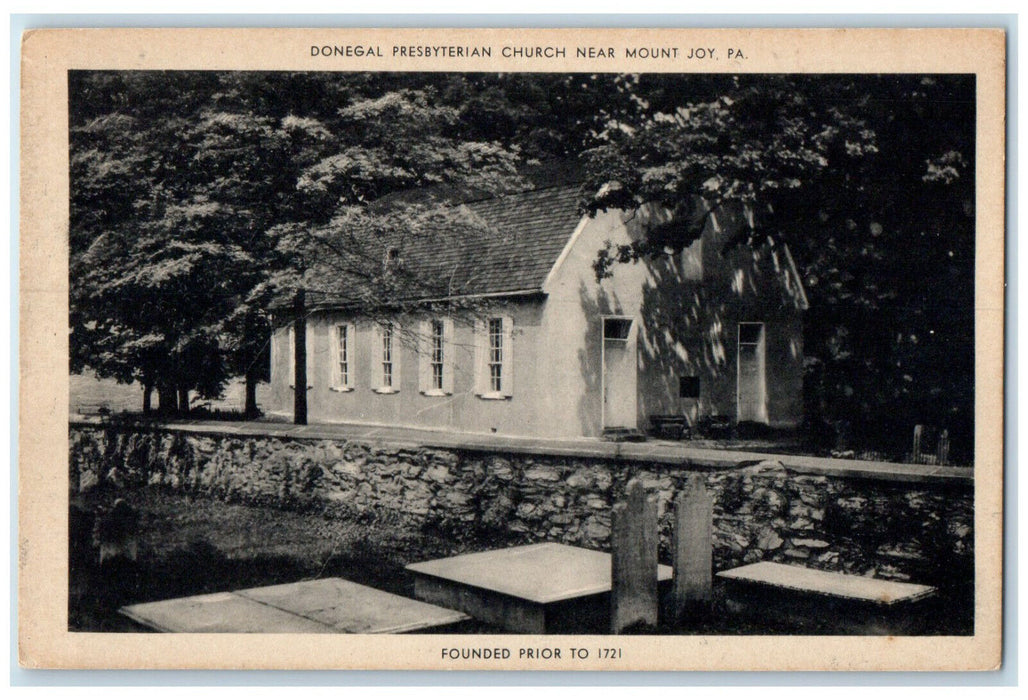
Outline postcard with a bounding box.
[19,26,1004,670]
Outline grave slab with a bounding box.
[119,591,337,633]
[716,561,937,634]
[406,543,673,633]
[120,578,469,634]
[717,562,935,605]
[238,578,469,633]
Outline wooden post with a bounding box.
[672,473,713,621]
[611,478,659,633]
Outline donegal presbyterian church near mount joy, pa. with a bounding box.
[267,182,810,440]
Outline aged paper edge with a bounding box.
[18,26,1005,671]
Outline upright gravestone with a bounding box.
[672,473,713,621]
[610,478,658,633]
[96,498,139,565]
[912,424,925,463]
[936,429,950,465]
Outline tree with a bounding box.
[70,72,328,413]
[581,74,975,459]
[69,72,552,415]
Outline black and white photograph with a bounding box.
[18,27,1005,671]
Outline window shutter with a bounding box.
[473,318,486,395]
[372,323,383,389]
[346,322,356,389]
[329,326,339,388]
[442,318,455,395]
[418,320,430,393]
[392,323,402,390]
[502,315,514,397]
[306,325,314,388]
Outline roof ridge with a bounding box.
[457,180,586,207]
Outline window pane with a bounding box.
[382,324,393,387]
[337,325,349,385]
[739,323,763,344]
[487,318,503,392]
[603,318,632,340]
[431,320,444,390]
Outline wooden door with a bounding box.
[737,323,767,423]
[602,317,637,429]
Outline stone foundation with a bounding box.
[69,425,973,586]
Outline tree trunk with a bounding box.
[157,383,177,414]
[293,290,307,425]
[142,383,153,414]
[178,386,190,414]
[245,373,258,418]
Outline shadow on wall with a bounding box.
[576,281,615,437]
[636,254,733,424]
[621,206,808,428]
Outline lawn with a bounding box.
[70,485,505,632]
[69,486,972,635]
[70,373,273,416]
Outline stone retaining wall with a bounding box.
[69,425,973,586]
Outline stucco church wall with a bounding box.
[268,201,807,436]
[268,302,550,436]
[545,206,806,434]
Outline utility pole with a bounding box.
[293,289,307,425]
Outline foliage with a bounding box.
[69,73,579,411]
[582,75,975,459]
[70,72,976,458]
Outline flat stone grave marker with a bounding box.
[407,543,673,633]
[238,578,469,634]
[120,577,469,634]
[717,561,937,634]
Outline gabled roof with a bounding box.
[301,184,587,310]
[436,184,586,297]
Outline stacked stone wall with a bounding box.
[69,425,973,586]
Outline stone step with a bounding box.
[406,542,673,633]
[119,577,470,634]
[716,561,937,634]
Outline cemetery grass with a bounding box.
[69,486,973,635]
[69,485,516,632]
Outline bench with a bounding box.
[649,415,691,440]
[717,561,936,634]
[698,414,733,439]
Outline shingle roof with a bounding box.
[429,184,586,296]
[303,184,587,309]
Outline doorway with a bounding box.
[737,322,768,423]
[602,316,637,429]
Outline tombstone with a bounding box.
[912,424,925,463]
[936,429,950,465]
[95,498,139,565]
[672,473,713,622]
[610,478,659,633]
